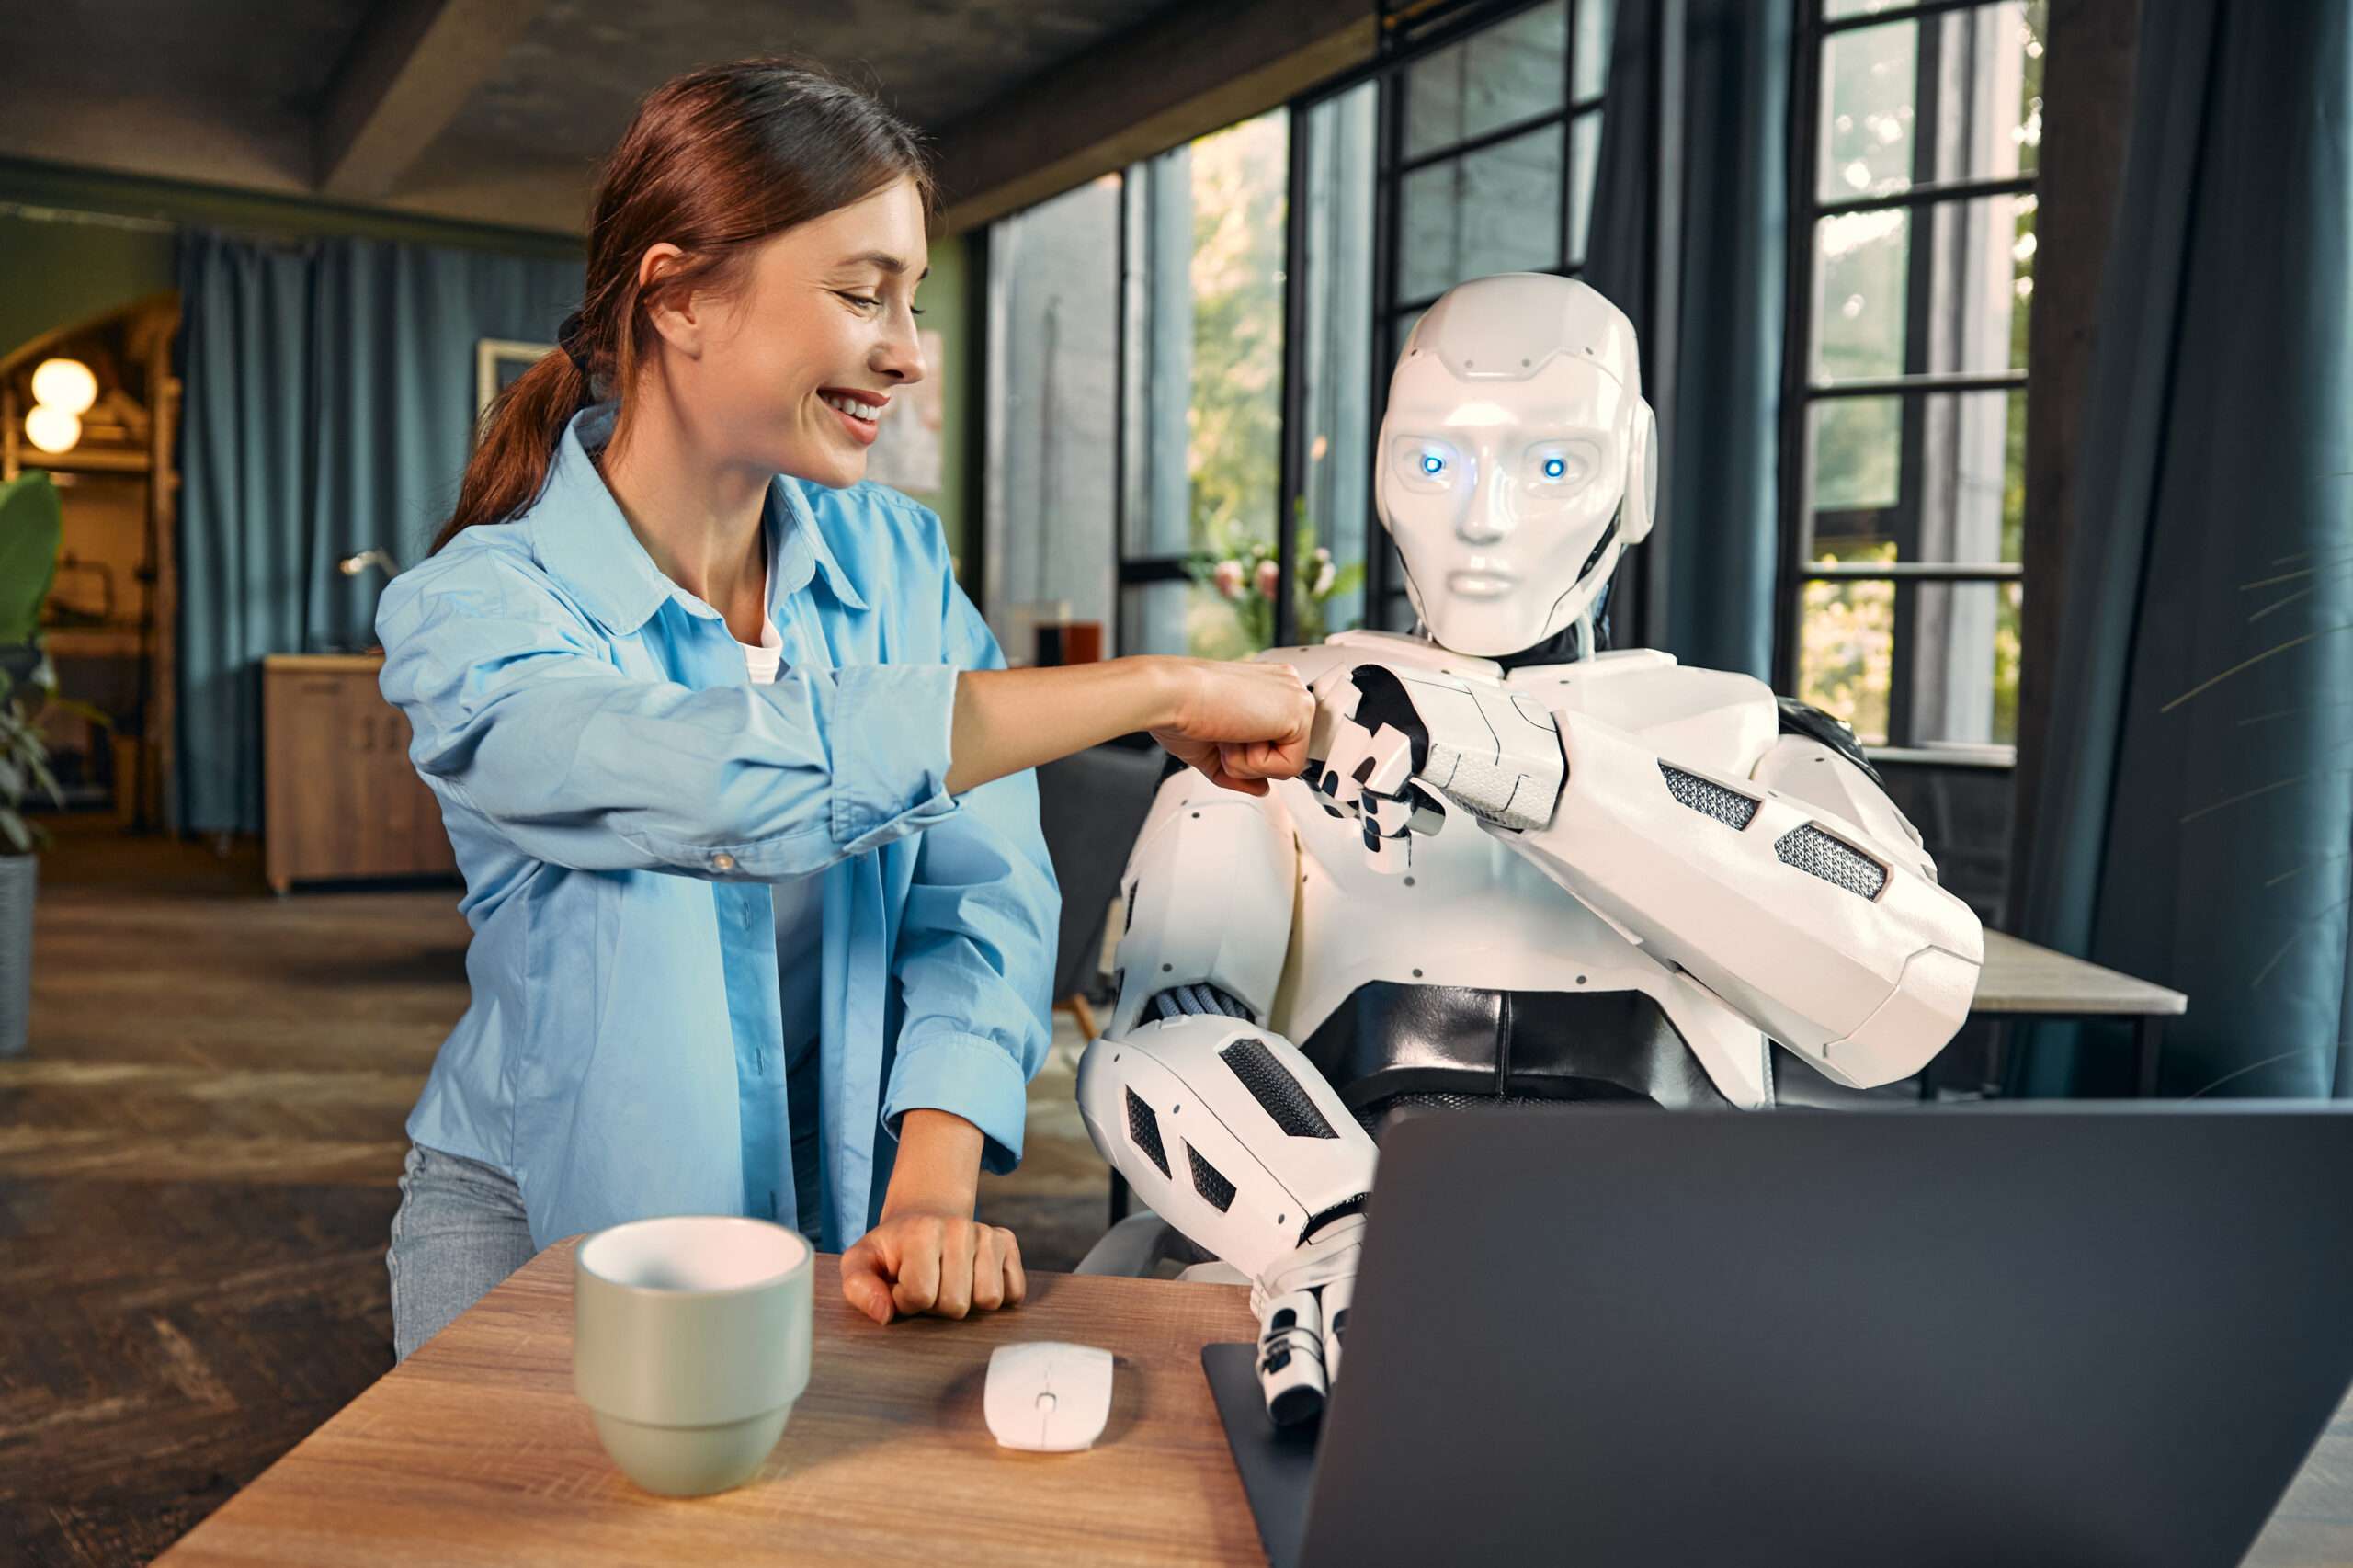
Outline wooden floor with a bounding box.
[0,818,1110,1567]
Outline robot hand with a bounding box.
[1249,1212,1367,1426]
[1306,664,1565,869]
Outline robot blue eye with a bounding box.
[1420,452,1446,476]
[1542,456,1566,479]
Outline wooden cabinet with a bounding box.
[263,654,457,894]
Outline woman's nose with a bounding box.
[874,310,926,385]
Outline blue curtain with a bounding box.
[1584,0,1789,680]
[2017,0,2353,1097]
[174,231,582,835]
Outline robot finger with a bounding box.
[1354,724,1417,797]
[1305,673,1361,770]
[1404,782,1447,837]
[1317,1272,1355,1386]
[1319,719,1380,810]
[1256,1287,1328,1426]
[1358,812,1415,876]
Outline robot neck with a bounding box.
[1488,576,1615,671]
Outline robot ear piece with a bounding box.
[1620,398,1659,545]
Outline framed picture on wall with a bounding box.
[473,338,557,434]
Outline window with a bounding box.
[981,0,1614,662]
[1780,0,2044,758]
[980,176,1121,664]
[1118,109,1291,658]
[1284,0,1617,656]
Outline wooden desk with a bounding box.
[153,1241,1267,1566]
[145,1236,2353,1565]
[1975,928,2190,1096]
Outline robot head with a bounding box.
[1375,274,1656,658]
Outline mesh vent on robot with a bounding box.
[1220,1036,1338,1140]
[1187,1144,1238,1211]
[1657,761,1760,829]
[1772,823,1889,899]
[1125,1087,1171,1177]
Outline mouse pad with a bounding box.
[1202,1343,1323,1568]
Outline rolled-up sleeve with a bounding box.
[377,550,961,878]
[881,574,1060,1173]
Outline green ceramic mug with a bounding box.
[573,1215,813,1496]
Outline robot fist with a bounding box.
[1306,664,1566,863]
[1251,1213,1367,1426]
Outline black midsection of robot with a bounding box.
[1299,981,1732,1137]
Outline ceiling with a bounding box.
[0,0,1184,236]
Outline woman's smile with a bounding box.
[818,386,887,446]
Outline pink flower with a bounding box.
[1256,559,1281,600]
[1212,560,1245,600]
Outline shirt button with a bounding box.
[711,852,737,873]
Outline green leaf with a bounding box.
[0,810,31,854]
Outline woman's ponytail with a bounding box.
[426,54,937,555]
[429,337,594,555]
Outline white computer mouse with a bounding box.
[983,1341,1114,1452]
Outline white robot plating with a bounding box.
[1074,273,1985,1426]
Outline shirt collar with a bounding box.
[535,402,869,636]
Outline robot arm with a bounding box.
[1105,765,1297,1037]
[1077,765,1378,1424]
[1312,666,1984,1089]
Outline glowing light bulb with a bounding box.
[30,358,97,416]
[25,405,81,454]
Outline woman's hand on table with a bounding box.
[1147,657,1315,797]
[841,1108,1025,1324]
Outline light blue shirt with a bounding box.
[376,401,1060,1252]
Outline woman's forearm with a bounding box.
[944,658,1183,795]
[881,1108,987,1217]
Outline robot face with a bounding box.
[1374,275,1654,658]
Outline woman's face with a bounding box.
[675,176,930,489]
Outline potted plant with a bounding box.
[1186,502,1368,658]
[0,670,103,1057]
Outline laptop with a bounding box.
[1204,1102,2353,1568]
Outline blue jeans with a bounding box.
[385,1044,827,1362]
[385,1142,535,1364]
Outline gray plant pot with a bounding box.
[0,853,31,1056]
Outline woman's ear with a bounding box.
[637,243,703,357]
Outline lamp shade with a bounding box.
[23,406,79,455]
[29,358,97,417]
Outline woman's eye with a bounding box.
[838,292,883,310]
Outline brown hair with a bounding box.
[433,56,937,553]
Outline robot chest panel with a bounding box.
[1286,794,1636,991]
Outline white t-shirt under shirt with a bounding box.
[733,562,824,1233]
[733,572,824,1059]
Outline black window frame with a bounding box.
[1773,0,2040,766]
[1106,0,1617,653]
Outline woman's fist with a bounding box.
[840,1205,1027,1324]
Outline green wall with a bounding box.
[913,230,976,568]
[0,157,583,364]
[0,156,974,572]
[0,210,176,365]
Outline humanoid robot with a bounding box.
[1074,274,1985,1426]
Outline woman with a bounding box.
[378,56,1311,1359]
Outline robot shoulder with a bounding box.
[1771,695,1882,787]
[1256,630,1503,687]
